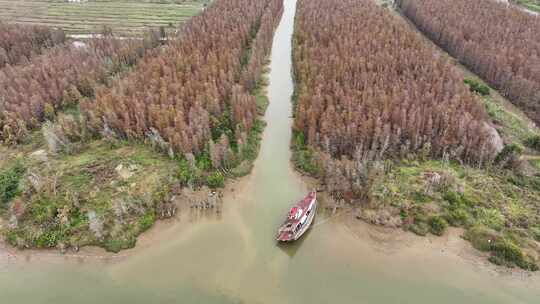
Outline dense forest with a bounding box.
[81,0,283,166]
[293,0,500,171]
[0,22,65,68]
[0,0,282,252]
[292,0,539,270]
[0,36,160,145]
[399,0,540,126]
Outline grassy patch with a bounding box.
[512,0,540,12]
[206,171,225,188]
[0,161,25,210]
[524,135,540,152]
[291,131,322,176]
[464,78,490,96]
[428,216,448,236]
[481,95,538,146]
[530,159,540,171]
[1,138,178,252]
[367,159,540,270]
[103,236,136,253]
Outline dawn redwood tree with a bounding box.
[399,0,540,125]
[293,0,502,198]
[0,22,65,69]
[0,37,156,144]
[81,0,283,166]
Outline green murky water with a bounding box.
[0,1,539,303]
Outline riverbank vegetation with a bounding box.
[0,138,178,252]
[398,0,540,126]
[0,0,281,253]
[292,0,540,270]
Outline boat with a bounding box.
[276,191,317,242]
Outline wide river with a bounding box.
[1,1,539,303]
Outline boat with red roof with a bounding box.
[276,191,317,242]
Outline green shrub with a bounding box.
[518,259,539,272]
[0,161,25,207]
[507,174,540,191]
[177,158,194,186]
[35,230,63,248]
[485,239,539,271]
[443,191,464,206]
[292,130,306,150]
[4,230,21,247]
[443,191,458,204]
[409,217,429,236]
[104,237,136,253]
[210,111,235,145]
[495,143,523,164]
[291,132,322,176]
[138,212,155,232]
[445,208,472,227]
[524,135,540,151]
[242,119,265,161]
[428,216,448,236]
[230,160,254,178]
[532,227,540,242]
[488,255,506,266]
[195,149,212,171]
[490,240,523,262]
[28,196,59,225]
[292,149,321,176]
[443,191,477,211]
[463,226,499,252]
[464,78,490,96]
[488,240,538,270]
[476,208,505,231]
[206,171,224,188]
[411,191,430,203]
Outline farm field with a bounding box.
[0,0,207,36]
[512,0,540,12]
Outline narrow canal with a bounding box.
[0,1,538,303]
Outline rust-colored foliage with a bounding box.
[400,0,540,125]
[0,22,65,68]
[81,0,283,156]
[0,38,156,144]
[293,0,500,164]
